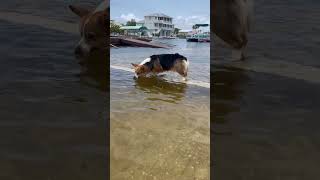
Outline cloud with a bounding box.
[118,13,142,22]
[173,15,210,30]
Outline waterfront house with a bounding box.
[139,13,174,37]
[120,25,149,37]
[177,30,193,38]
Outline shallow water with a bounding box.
[213,0,320,179]
[110,39,210,179]
[0,1,108,179]
[111,39,210,84]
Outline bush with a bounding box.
[110,22,124,34]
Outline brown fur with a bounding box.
[131,63,151,76]
[69,5,109,58]
[132,58,188,77]
[173,60,188,77]
[212,0,252,60]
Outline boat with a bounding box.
[186,24,210,42]
[110,36,170,48]
[186,33,210,42]
[135,37,152,42]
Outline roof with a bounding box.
[145,13,172,18]
[120,25,148,30]
[194,24,209,27]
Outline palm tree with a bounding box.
[126,19,136,26]
[173,28,180,35]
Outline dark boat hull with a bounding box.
[186,38,199,42]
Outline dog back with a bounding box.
[149,54,187,71]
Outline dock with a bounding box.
[110,37,170,49]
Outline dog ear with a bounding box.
[69,5,90,17]
[131,63,139,67]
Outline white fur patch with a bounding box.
[181,60,189,71]
[139,58,151,65]
[184,60,189,67]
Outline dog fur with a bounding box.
[69,2,108,58]
[212,0,254,60]
[132,53,189,78]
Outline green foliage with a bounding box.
[126,19,136,26]
[110,22,123,34]
[174,28,180,34]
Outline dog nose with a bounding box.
[74,46,82,57]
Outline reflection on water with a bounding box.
[77,50,108,91]
[134,75,187,104]
[212,65,249,124]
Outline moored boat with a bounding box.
[186,24,210,42]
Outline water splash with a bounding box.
[110,65,210,88]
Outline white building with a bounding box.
[139,13,174,37]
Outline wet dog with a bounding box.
[212,0,254,60]
[131,53,189,78]
[69,1,109,59]
[69,1,109,91]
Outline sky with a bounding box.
[110,0,210,30]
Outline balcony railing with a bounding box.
[145,19,173,24]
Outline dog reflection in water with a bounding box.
[77,51,107,91]
[134,75,187,103]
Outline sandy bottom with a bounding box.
[111,100,210,180]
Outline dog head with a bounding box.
[131,63,150,77]
[69,4,109,59]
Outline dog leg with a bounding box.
[231,45,248,61]
[231,49,242,61]
[241,45,248,60]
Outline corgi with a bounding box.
[131,53,189,78]
[212,0,254,60]
[69,1,109,59]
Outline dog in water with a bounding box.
[69,1,109,91]
[131,53,189,78]
[69,1,108,59]
[212,0,254,60]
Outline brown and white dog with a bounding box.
[212,0,254,60]
[69,1,109,59]
[131,53,189,78]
